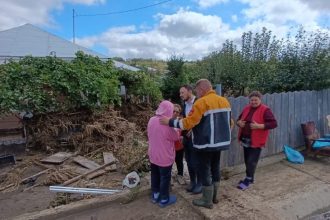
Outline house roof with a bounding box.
[0,23,139,71]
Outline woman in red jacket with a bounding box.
[236,91,277,190]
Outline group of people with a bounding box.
[147,79,277,209]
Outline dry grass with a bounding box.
[26,107,149,172]
[43,167,79,185]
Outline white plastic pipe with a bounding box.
[49,186,122,195]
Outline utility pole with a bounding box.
[73,9,75,44]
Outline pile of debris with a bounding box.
[118,103,155,134]
[0,107,149,197]
[27,108,149,172]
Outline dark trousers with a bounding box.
[244,147,262,179]
[184,137,201,185]
[175,149,184,176]
[199,150,221,186]
[150,163,172,200]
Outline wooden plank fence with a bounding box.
[221,88,330,167]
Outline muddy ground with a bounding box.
[3,156,330,220]
[2,104,330,220]
[57,192,204,220]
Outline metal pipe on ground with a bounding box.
[49,186,122,195]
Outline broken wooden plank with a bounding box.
[62,164,89,175]
[0,183,15,191]
[73,155,100,170]
[0,169,50,192]
[33,160,52,169]
[103,152,117,171]
[86,169,106,179]
[21,169,51,183]
[23,183,42,192]
[62,161,116,186]
[40,152,72,164]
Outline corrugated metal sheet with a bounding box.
[0,24,139,71]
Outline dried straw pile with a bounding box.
[27,108,149,172]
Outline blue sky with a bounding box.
[0,0,329,60]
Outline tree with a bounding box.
[161,55,188,103]
[184,27,330,96]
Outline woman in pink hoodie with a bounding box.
[148,100,180,208]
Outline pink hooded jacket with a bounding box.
[147,100,180,167]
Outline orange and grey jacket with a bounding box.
[169,90,232,151]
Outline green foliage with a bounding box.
[118,70,162,104]
[0,51,120,114]
[185,27,330,96]
[161,56,188,103]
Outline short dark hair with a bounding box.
[248,91,262,99]
[180,84,193,91]
[173,104,182,112]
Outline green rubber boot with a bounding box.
[192,185,213,209]
[213,182,220,204]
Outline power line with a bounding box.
[76,0,173,17]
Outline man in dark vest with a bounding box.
[179,85,202,194]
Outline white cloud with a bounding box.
[76,9,231,60]
[197,0,229,8]
[157,9,223,38]
[299,0,330,13]
[236,0,330,42]
[69,0,105,5]
[1,0,328,60]
[76,2,330,60]
[240,0,320,26]
[0,0,105,30]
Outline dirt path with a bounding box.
[56,192,203,220]
[0,186,55,220]
[6,156,330,220]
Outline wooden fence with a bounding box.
[221,88,330,167]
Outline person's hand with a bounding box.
[159,117,170,125]
[237,120,246,128]
[250,121,264,129]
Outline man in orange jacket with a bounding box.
[160,79,232,209]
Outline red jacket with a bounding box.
[174,129,183,151]
[238,104,271,148]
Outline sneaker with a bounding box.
[237,178,253,191]
[151,192,160,203]
[238,177,254,185]
[159,195,177,208]
[177,175,186,185]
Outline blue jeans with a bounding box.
[150,163,172,201]
[198,150,221,186]
[184,136,201,185]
